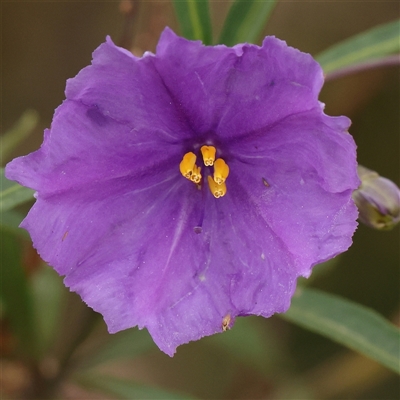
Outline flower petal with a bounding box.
[20,164,208,355]
[155,28,323,139]
[66,36,192,141]
[6,99,183,194]
[21,168,300,356]
[146,189,300,354]
[228,109,359,274]
[9,101,304,355]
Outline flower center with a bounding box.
[179,145,230,198]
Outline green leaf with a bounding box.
[32,265,65,356]
[0,168,35,212]
[0,228,38,358]
[206,316,285,374]
[218,0,277,46]
[316,19,400,74]
[76,374,196,400]
[0,210,28,238]
[173,0,212,44]
[1,109,39,160]
[78,327,156,370]
[280,288,400,374]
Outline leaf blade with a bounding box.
[0,168,35,212]
[280,288,400,374]
[76,374,197,400]
[32,265,65,356]
[218,0,277,45]
[1,109,39,160]
[77,327,156,370]
[316,19,400,74]
[0,210,28,238]
[205,316,285,374]
[173,0,212,44]
[0,229,38,358]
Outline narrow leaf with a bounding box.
[0,210,28,238]
[173,0,212,44]
[206,316,285,374]
[218,0,277,46]
[280,288,400,374]
[77,374,196,400]
[0,168,35,212]
[32,266,65,356]
[0,229,38,358]
[78,327,155,370]
[1,109,39,160]
[316,19,400,74]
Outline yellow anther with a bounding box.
[207,176,227,198]
[179,152,196,179]
[213,158,230,185]
[200,145,216,166]
[190,165,202,184]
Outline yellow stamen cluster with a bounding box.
[207,176,226,198]
[213,158,229,185]
[179,152,202,183]
[191,165,202,184]
[200,145,216,166]
[179,146,230,198]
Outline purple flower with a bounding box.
[6,28,359,356]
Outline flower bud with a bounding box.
[353,165,400,230]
